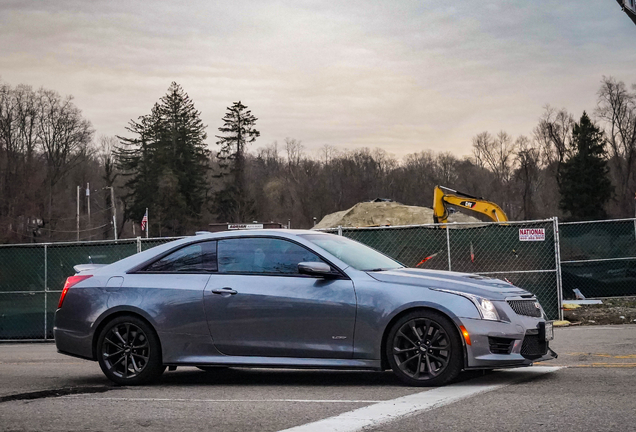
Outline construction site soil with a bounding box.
[563,297,636,325]
[313,201,480,229]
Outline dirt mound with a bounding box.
[312,201,480,229]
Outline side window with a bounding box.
[143,241,217,272]
[218,238,324,275]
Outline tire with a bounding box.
[97,315,165,385]
[386,310,463,387]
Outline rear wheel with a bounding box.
[97,315,165,385]
[386,310,463,387]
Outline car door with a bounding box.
[116,241,217,337]
[203,237,357,359]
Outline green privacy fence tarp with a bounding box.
[342,220,559,320]
[560,220,636,299]
[0,238,176,339]
[0,219,572,339]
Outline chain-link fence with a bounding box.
[322,219,562,321]
[9,216,636,340]
[560,218,636,300]
[0,237,180,340]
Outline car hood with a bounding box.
[368,268,530,300]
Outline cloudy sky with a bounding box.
[1,0,634,158]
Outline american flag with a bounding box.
[141,209,148,231]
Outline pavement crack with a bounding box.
[0,385,114,403]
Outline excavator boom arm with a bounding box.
[433,185,508,223]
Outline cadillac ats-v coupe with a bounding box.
[54,230,557,386]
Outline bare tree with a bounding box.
[36,89,94,230]
[514,135,542,219]
[472,131,517,183]
[534,106,574,180]
[596,76,636,216]
[285,137,304,169]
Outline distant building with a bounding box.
[617,0,636,25]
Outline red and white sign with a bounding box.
[519,228,545,241]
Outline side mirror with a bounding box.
[298,262,334,278]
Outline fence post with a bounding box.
[446,225,452,271]
[43,244,48,340]
[137,236,142,253]
[337,226,342,236]
[552,217,564,321]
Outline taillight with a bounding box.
[58,275,92,308]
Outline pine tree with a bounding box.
[214,101,260,222]
[116,82,209,235]
[558,112,613,221]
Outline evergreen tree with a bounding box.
[116,82,209,235]
[214,101,260,222]
[558,112,613,221]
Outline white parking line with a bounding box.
[279,366,562,432]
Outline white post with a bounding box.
[110,187,117,240]
[86,183,91,239]
[43,244,47,340]
[553,217,564,321]
[446,225,452,271]
[146,207,149,239]
[76,186,80,241]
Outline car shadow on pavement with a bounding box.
[148,367,509,388]
[154,368,404,387]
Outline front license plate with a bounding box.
[544,321,554,341]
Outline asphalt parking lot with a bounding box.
[1,325,635,432]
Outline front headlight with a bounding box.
[432,288,500,321]
[475,297,498,321]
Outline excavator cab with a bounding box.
[433,185,508,224]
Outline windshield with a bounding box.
[300,234,404,271]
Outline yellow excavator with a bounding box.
[433,185,508,223]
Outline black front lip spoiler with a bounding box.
[533,347,558,363]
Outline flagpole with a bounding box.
[146,207,149,239]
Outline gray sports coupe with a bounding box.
[54,229,556,386]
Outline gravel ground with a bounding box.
[563,297,636,325]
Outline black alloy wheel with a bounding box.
[97,315,165,385]
[386,311,462,386]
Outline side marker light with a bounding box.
[459,325,471,346]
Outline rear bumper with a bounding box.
[54,326,95,361]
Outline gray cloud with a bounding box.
[1,0,634,158]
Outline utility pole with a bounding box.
[76,186,80,241]
[103,187,118,240]
[86,183,91,240]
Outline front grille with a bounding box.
[488,337,515,354]
[507,300,542,317]
[520,334,548,359]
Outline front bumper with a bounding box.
[459,317,558,369]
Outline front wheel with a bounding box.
[97,315,165,385]
[386,311,463,387]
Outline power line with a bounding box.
[1,206,115,223]
[42,223,110,234]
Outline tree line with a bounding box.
[0,76,634,243]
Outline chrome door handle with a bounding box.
[211,287,238,295]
